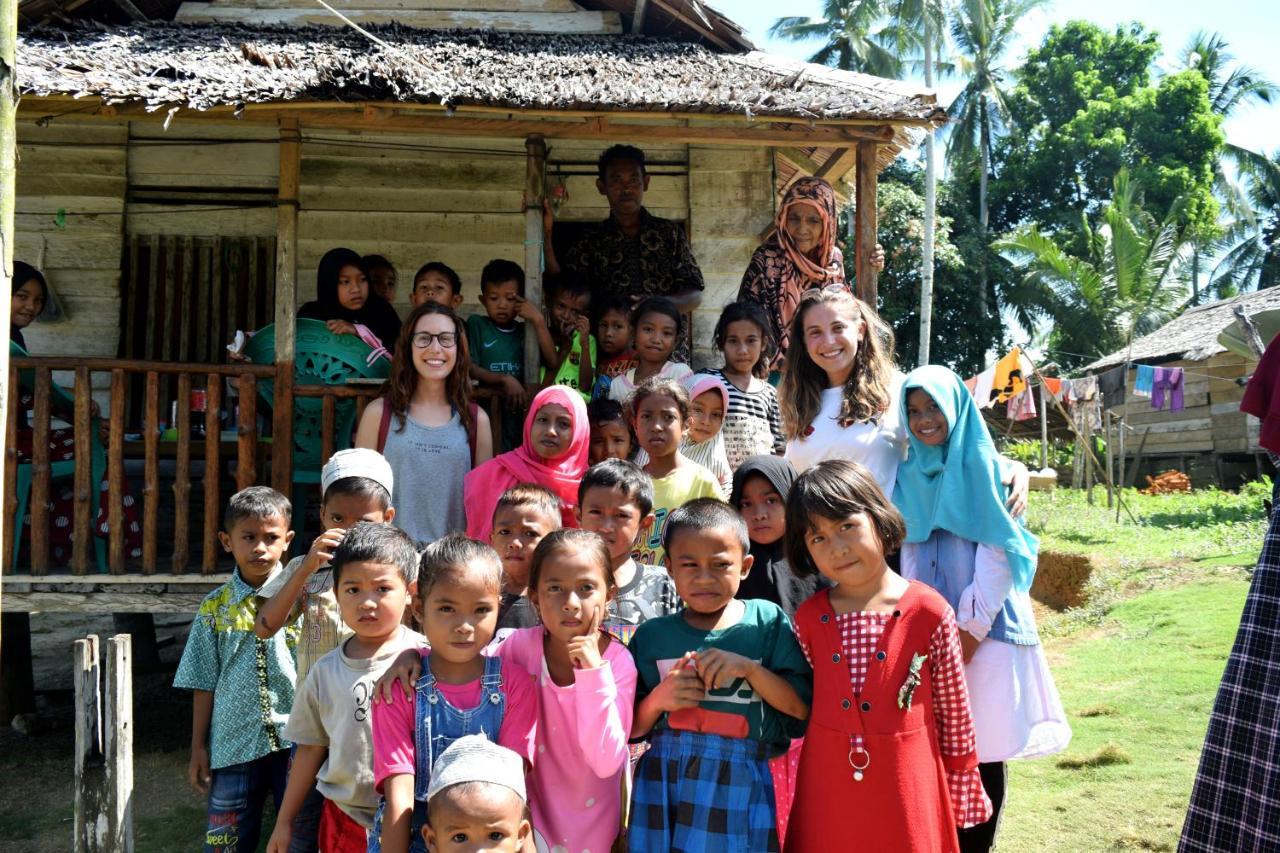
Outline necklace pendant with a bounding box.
[853,770,864,782]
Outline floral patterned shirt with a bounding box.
[173,566,301,769]
[563,207,704,303]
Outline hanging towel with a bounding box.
[1152,367,1185,412]
[1133,365,1155,399]
[971,366,997,409]
[1007,387,1038,422]
[1098,365,1127,411]
[1241,334,1280,454]
[992,347,1028,403]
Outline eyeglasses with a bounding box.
[411,332,458,350]
[800,283,853,301]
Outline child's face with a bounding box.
[633,393,684,460]
[489,505,559,589]
[423,785,530,853]
[906,388,949,446]
[529,403,574,461]
[784,201,824,254]
[336,264,369,312]
[634,310,678,366]
[801,301,864,385]
[723,319,764,376]
[804,512,886,589]
[419,565,500,666]
[666,524,753,615]
[687,390,725,444]
[320,492,394,530]
[738,474,785,547]
[529,545,613,644]
[578,486,652,566]
[218,513,294,587]
[335,560,410,640]
[597,309,632,357]
[589,420,632,465]
[368,265,397,304]
[412,272,461,309]
[550,290,590,340]
[10,279,44,330]
[481,280,521,327]
[411,312,459,381]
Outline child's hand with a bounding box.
[694,648,757,691]
[542,198,556,237]
[573,314,591,342]
[325,319,358,337]
[302,528,345,576]
[188,745,211,795]
[374,648,424,704]
[515,297,545,326]
[564,606,605,671]
[959,629,981,664]
[650,652,704,712]
[500,374,528,408]
[265,823,292,853]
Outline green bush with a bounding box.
[1001,438,1075,471]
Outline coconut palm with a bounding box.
[995,170,1187,367]
[770,0,905,78]
[948,0,1048,316]
[1210,150,1280,293]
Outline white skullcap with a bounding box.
[426,735,527,805]
[321,448,394,498]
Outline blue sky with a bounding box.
[721,0,1279,156]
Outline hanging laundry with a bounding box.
[1007,387,1038,422]
[1098,365,1127,411]
[992,347,1028,403]
[971,366,997,409]
[1133,364,1155,399]
[1152,367,1185,412]
[1068,376,1102,434]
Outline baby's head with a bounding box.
[479,259,526,328]
[662,498,752,615]
[416,535,504,666]
[577,459,655,568]
[423,736,531,853]
[683,373,728,445]
[330,522,417,639]
[220,486,294,587]
[587,398,633,464]
[595,293,633,358]
[490,485,562,592]
[629,376,689,461]
[320,448,396,530]
[411,262,463,310]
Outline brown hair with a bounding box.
[627,376,690,422]
[528,528,616,594]
[384,302,473,435]
[779,288,895,440]
[493,484,563,528]
[783,460,906,577]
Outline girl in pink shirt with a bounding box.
[496,528,638,853]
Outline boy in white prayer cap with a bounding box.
[423,736,532,853]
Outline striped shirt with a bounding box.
[700,368,785,470]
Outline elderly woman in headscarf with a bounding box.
[737,177,882,367]
[298,247,402,351]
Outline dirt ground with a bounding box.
[0,612,219,853]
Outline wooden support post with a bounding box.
[524,135,547,388]
[1104,411,1114,508]
[1,0,16,618]
[854,141,879,309]
[272,119,300,493]
[72,368,92,574]
[31,368,51,573]
[3,367,16,576]
[202,375,222,574]
[142,372,159,574]
[1039,381,1049,471]
[1116,414,1126,523]
[172,372,191,574]
[107,369,126,572]
[73,633,134,853]
[237,374,257,491]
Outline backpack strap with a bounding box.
[376,399,393,454]
[467,401,479,468]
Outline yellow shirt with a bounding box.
[633,462,723,567]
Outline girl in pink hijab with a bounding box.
[464,385,590,540]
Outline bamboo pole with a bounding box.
[272,118,300,494]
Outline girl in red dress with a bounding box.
[782,459,991,852]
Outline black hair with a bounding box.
[631,296,683,338]
[548,272,592,304]
[413,262,462,296]
[588,397,626,427]
[323,475,391,512]
[628,375,690,422]
[12,261,48,303]
[493,484,563,527]
[417,534,503,601]
[661,498,749,556]
[714,301,776,379]
[223,485,292,531]
[427,781,531,826]
[480,259,526,296]
[362,254,396,274]
[593,293,633,328]
[579,459,654,517]
[783,460,906,578]
[528,528,615,594]
[597,144,646,180]
[331,521,418,586]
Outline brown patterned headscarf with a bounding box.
[776,177,842,285]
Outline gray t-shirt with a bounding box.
[381,408,470,544]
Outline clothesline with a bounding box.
[1033,348,1240,383]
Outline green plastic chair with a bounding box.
[244,319,391,484]
[9,340,109,572]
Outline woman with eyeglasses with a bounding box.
[355,302,492,544]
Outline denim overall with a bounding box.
[367,654,507,853]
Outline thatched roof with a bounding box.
[1087,287,1280,371]
[16,22,945,127]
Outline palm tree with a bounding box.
[995,170,1187,367]
[1210,150,1280,292]
[770,0,904,77]
[948,0,1048,317]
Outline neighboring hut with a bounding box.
[1085,287,1280,487]
[3,1,945,607]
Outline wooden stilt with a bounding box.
[523,135,547,389]
[854,141,879,309]
[272,119,300,493]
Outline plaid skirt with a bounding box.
[1180,502,1280,851]
[629,729,779,853]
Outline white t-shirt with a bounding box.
[609,361,694,405]
[784,373,907,494]
[283,625,425,828]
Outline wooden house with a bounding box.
[1085,287,1280,488]
[2,0,945,613]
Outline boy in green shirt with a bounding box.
[541,274,597,400]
